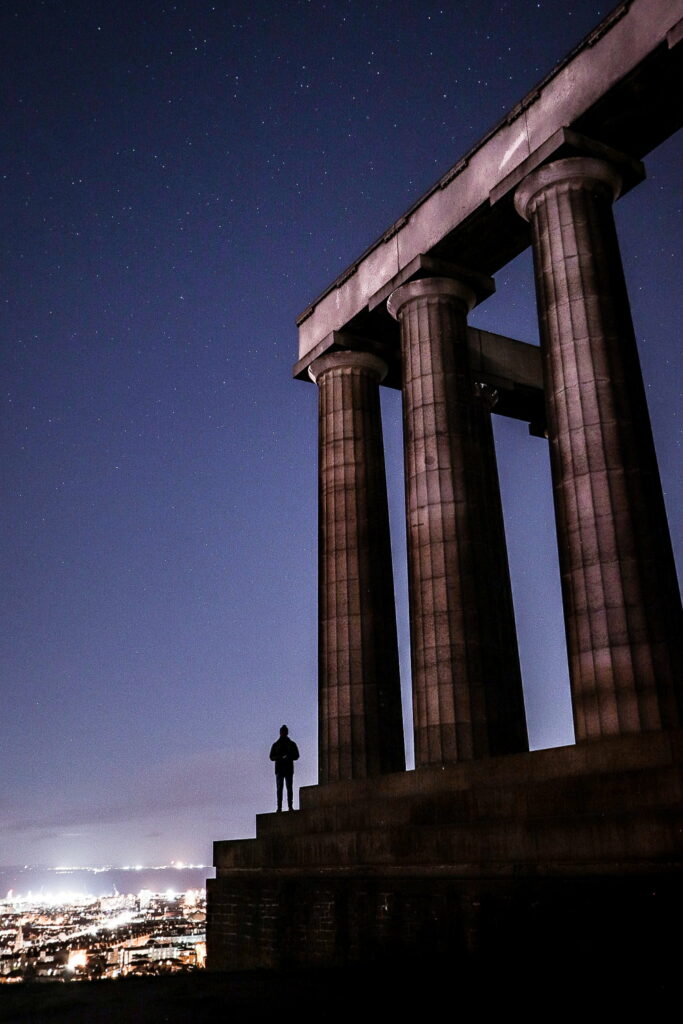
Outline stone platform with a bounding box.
[207,730,683,970]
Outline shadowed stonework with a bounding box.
[209,0,683,971]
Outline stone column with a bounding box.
[515,157,683,739]
[309,350,405,783]
[387,278,528,767]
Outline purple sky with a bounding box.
[2,0,681,868]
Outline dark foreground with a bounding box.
[0,957,675,1023]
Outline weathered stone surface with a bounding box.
[387,277,528,766]
[515,156,683,739]
[309,350,405,782]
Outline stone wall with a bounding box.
[207,872,681,971]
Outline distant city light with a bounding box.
[66,950,87,972]
[0,865,211,912]
[102,910,134,930]
[4,890,98,909]
[0,887,207,982]
[46,863,207,873]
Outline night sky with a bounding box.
[3,0,681,869]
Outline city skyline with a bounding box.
[2,0,681,867]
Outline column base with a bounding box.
[207,730,683,971]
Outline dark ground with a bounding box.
[0,959,673,1022]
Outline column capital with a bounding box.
[514,156,622,222]
[308,349,388,384]
[387,276,484,321]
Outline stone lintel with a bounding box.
[293,327,544,428]
[489,126,644,207]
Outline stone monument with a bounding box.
[208,0,683,972]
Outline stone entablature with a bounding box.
[295,0,683,366]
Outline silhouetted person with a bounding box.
[270,724,299,811]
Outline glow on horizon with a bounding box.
[50,863,208,872]
[4,890,100,908]
[2,888,206,909]
[2,864,211,905]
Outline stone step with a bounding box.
[214,732,683,878]
[297,731,683,810]
[216,804,683,872]
[255,761,682,838]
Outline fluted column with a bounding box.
[309,350,405,783]
[515,157,683,739]
[387,278,528,767]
